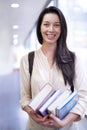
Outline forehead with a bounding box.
[42,13,60,23]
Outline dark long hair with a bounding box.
[36,6,75,92]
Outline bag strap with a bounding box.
[28,51,34,98]
[28,51,35,77]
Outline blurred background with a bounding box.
[0,0,87,130]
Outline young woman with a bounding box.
[20,6,87,130]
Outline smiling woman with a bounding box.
[20,6,87,130]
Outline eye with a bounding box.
[43,23,49,27]
[54,24,61,27]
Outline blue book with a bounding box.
[56,91,78,119]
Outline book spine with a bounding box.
[29,83,54,111]
[37,90,56,112]
[36,90,55,111]
[56,95,78,119]
[38,89,63,116]
[47,90,70,115]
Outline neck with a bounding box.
[41,43,56,67]
[41,42,56,56]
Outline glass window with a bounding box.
[58,0,87,69]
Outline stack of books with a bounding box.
[29,83,78,119]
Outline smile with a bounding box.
[46,34,56,39]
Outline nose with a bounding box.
[49,25,54,31]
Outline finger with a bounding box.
[50,114,60,122]
[43,115,49,120]
[42,120,54,127]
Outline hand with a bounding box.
[24,106,50,125]
[28,108,50,125]
[24,106,64,128]
[47,114,65,129]
[29,113,64,128]
[48,113,80,129]
[28,109,64,128]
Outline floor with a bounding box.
[0,71,28,130]
[0,71,87,130]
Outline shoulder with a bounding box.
[75,53,87,77]
[20,54,28,64]
[75,53,84,68]
[20,48,41,66]
[29,48,42,59]
[27,48,41,57]
[20,54,29,72]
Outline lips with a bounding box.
[46,34,56,39]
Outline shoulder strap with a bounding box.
[28,51,35,77]
[28,51,34,98]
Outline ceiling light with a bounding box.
[13,34,18,39]
[13,25,19,29]
[11,3,20,8]
[13,39,18,45]
[13,34,19,45]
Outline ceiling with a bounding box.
[0,0,51,49]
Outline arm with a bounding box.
[48,112,80,129]
[20,55,31,109]
[70,56,87,119]
[20,55,49,124]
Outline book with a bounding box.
[28,83,55,111]
[56,91,78,119]
[47,90,71,115]
[38,89,64,116]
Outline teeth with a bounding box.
[47,34,55,38]
[47,33,55,35]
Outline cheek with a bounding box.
[41,26,46,32]
[40,26,44,35]
[57,28,61,36]
[56,30,61,40]
[59,30,61,36]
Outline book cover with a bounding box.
[28,83,55,111]
[38,89,64,116]
[47,90,71,115]
[56,91,78,119]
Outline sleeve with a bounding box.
[20,54,32,108]
[70,55,87,119]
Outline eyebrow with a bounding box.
[53,22,60,23]
[43,21,60,23]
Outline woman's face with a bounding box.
[40,13,61,45]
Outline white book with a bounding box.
[47,90,71,115]
[38,89,64,116]
[56,91,78,119]
[28,83,55,111]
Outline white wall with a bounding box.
[0,26,13,75]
